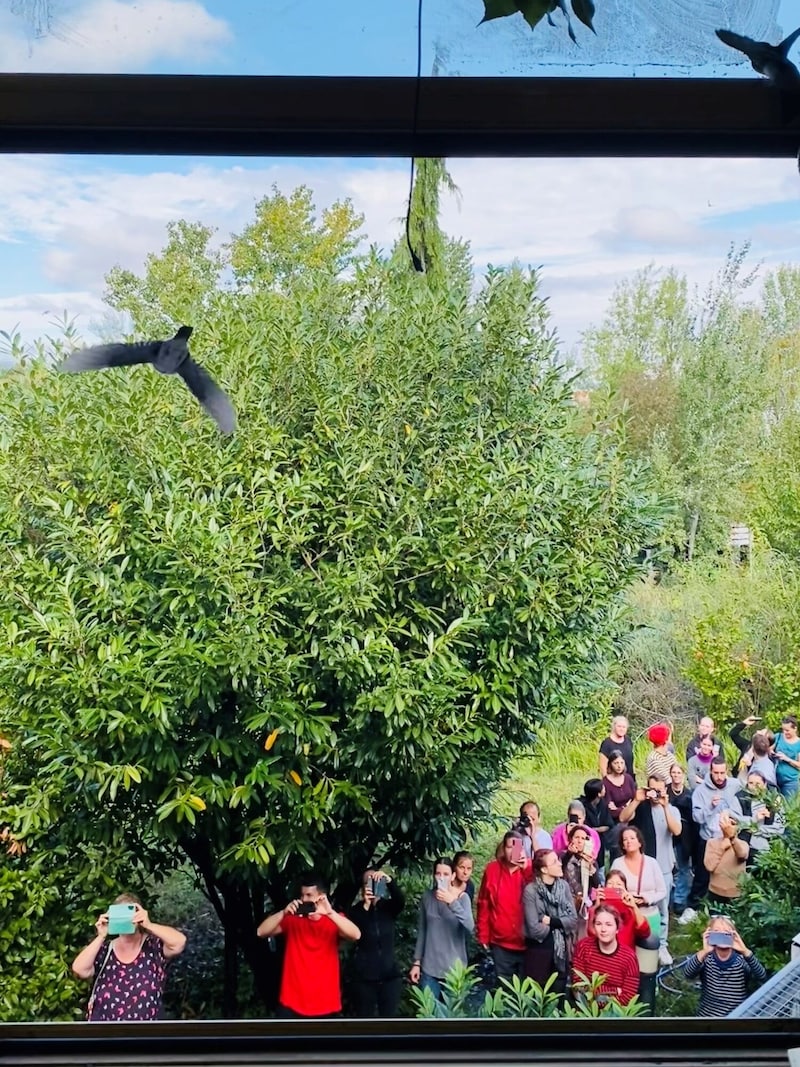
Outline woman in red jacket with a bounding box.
[476,832,533,982]
[572,905,640,1007]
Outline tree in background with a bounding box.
[0,184,661,1013]
[584,246,778,560]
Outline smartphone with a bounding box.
[295,902,316,916]
[436,876,451,893]
[708,930,734,948]
[370,877,389,899]
[509,838,525,864]
[603,887,624,903]
[107,902,136,935]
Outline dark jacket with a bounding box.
[347,880,404,981]
[668,785,696,857]
[581,796,612,866]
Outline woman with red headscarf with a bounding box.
[645,723,675,782]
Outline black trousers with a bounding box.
[351,977,402,1018]
[688,838,710,907]
[491,944,526,982]
[276,1004,341,1019]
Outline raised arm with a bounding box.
[134,906,186,959]
[71,913,110,980]
[449,890,475,933]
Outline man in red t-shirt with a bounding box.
[257,873,361,1017]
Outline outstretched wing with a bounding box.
[779,25,800,57]
[59,341,161,372]
[715,28,762,61]
[176,357,237,435]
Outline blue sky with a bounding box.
[2,0,800,353]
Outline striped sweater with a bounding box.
[571,937,640,1006]
[683,950,767,1017]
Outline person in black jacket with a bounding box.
[580,779,613,868]
[347,869,404,1017]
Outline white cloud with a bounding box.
[1,154,799,352]
[0,290,107,348]
[0,0,231,73]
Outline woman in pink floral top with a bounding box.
[72,893,186,1021]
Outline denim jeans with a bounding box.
[420,972,444,1000]
[672,849,693,910]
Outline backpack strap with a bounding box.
[86,942,114,1020]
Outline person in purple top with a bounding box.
[72,892,186,1021]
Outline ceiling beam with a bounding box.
[1,74,799,157]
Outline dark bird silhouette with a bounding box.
[58,325,236,435]
[715,26,800,89]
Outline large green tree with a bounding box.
[0,187,662,1013]
[584,247,776,559]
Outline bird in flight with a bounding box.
[715,25,800,89]
[58,325,236,435]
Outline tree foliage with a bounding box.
[0,186,661,1012]
[732,799,800,973]
[479,0,596,40]
[584,247,784,558]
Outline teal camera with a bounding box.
[107,902,136,935]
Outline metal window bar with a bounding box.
[729,956,800,1018]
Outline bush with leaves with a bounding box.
[0,187,663,1013]
[731,798,800,973]
[410,960,648,1018]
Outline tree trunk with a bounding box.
[686,509,700,561]
[222,921,239,1017]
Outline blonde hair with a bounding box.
[114,892,142,907]
[707,915,735,934]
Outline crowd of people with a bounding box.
[72,713,794,1021]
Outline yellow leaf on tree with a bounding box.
[289,770,302,786]
[187,794,207,811]
[264,728,280,751]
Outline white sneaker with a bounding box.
[658,946,673,966]
[677,907,697,925]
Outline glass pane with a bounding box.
[3,0,800,76]
[1,150,799,1026]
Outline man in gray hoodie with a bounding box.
[688,756,743,910]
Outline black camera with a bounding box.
[567,813,580,824]
[295,902,316,916]
[517,813,531,829]
[370,877,389,900]
[645,789,659,800]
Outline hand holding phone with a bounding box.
[107,903,136,935]
[509,838,525,865]
[295,901,317,916]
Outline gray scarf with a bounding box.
[531,878,575,975]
